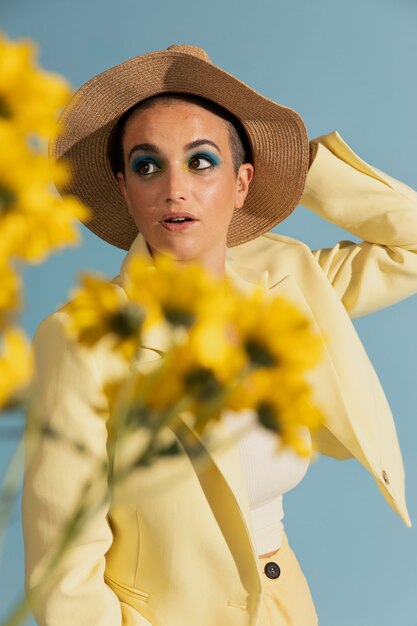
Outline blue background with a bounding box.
[1,0,417,624]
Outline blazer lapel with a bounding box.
[174,415,263,594]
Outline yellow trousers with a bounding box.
[257,532,318,625]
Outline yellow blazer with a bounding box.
[22,130,417,626]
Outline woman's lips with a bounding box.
[159,212,199,232]
[160,219,198,232]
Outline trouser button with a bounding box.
[264,561,281,579]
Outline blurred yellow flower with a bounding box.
[0,326,33,410]
[0,121,90,262]
[152,345,228,413]
[64,273,145,359]
[0,32,71,139]
[227,368,323,457]
[187,318,246,380]
[231,287,323,371]
[125,252,233,330]
[0,260,21,329]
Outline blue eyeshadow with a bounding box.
[197,151,221,165]
[130,155,161,171]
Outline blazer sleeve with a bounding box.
[300,130,417,318]
[21,311,152,626]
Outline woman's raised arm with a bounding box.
[300,130,417,318]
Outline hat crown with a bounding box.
[166,44,212,64]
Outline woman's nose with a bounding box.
[163,163,189,203]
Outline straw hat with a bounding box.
[50,44,310,250]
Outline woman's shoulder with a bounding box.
[231,230,310,257]
[229,231,312,280]
[32,277,130,377]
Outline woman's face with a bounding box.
[116,101,254,276]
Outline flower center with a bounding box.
[0,185,17,213]
[164,306,195,327]
[109,304,144,337]
[184,366,222,401]
[245,339,278,368]
[0,96,12,119]
[257,402,280,433]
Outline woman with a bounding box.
[22,44,417,626]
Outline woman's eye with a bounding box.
[188,155,215,170]
[132,159,161,176]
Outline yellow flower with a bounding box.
[0,326,33,411]
[63,273,145,359]
[227,368,323,457]
[0,259,21,328]
[120,320,246,438]
[128,343,202,413]
[187,318,245,379]
[0,121,90,262]
[231,286,323,372]
[125,252,233,330]
[0,32,71,139]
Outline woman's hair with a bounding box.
[108,92,253,178]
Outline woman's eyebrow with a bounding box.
[128,143,159,161]
[128,139,222,161]
[186,139,221,153]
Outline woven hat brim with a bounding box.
[50,49,309,250]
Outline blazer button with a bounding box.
[264,561,281,579]
[382,470,390,485]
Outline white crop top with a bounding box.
[222,408,311,556]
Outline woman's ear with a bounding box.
[235,163,254,209]
[116,172,133,218]
[116,172,128,203]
